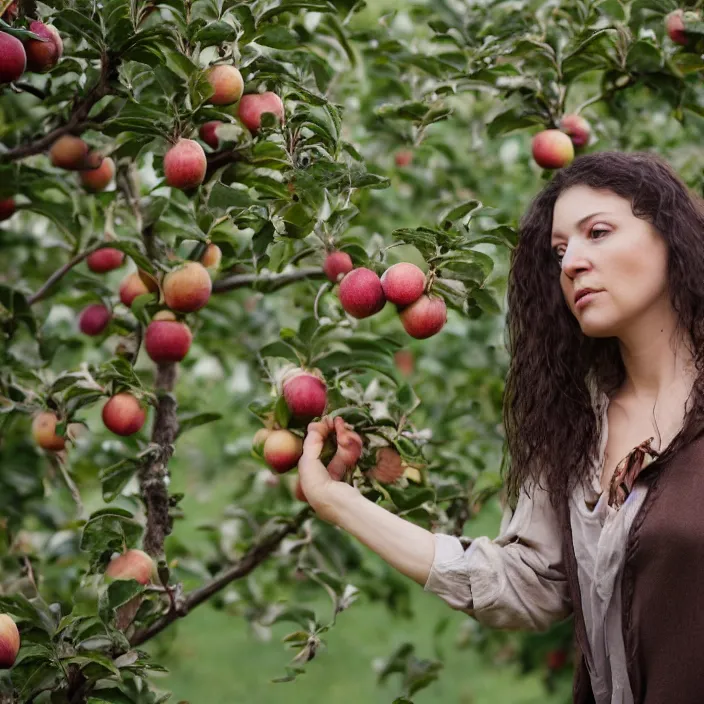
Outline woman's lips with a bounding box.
[575,291,601,309]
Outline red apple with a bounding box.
[253,428,272,456]
[531,129,574,169]
[370,447,404,483]
[79,303,111,336]
[200,243,222,270]
[119,272,158,308]
[206,65,244,105]
[0,32,25,83]
[338,267,386,319]
[546,648,568,671]
[399,295,447,339]
[163,261,212,313]
[323,251,354,283]
[666,10,689,45]
[144,311,192,363]
[263,429,303,473]
[283,372,327,420]
[381,262,426,306]
[87,247,125,273]
[31,411,65,451]
[164,138,206,190]
[394,349,415,376]
[0,614,20,669]
[102,393,146,436]
[199,121,222,150]
[49,135,102,171]
[394,150,413,167]
[24,21,63,73]
[0,198,16,221]
[80,156,115,192]
[106,549,153,585]
[238,92,285,133]
[559,114,590,149]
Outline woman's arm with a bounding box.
[299,416,571,631]
[316,481,436,586]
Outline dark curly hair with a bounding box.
[502,151,704,509]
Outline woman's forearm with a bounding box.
[322,483,436,586]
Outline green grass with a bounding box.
[149,588,558,704]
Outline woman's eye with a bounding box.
[590,227,609,238]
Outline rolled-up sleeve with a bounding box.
[423,481,571,631]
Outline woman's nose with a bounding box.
[560,241,592,275]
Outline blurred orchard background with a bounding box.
[1,0,703,702]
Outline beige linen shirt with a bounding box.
[423,390,665,704]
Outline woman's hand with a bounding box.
[299,415,363,522]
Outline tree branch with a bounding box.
[129,506,312,647]
[212,266,325,294]
[28,243,114,305]
[12,82,47,100]
[139,363,178,558]
[0,51,116,164]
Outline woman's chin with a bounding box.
[579,319,616,338]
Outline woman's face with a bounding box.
[550,185,670,338]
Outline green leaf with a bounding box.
[68,651,120,677]
[384,485,435,511]
[0,285,35,334]
[487,108,545,138]
[438,200,482,228]
[87,689,136,704]
[274,395,291,429]
[258,0,336,23]
[626,41,663,73]
[103,579,145,610]
[99,458,141,502]
[175,412,222,437]
[80,509,143,555]
[208,182,257,211]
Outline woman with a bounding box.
[298,151,704,704]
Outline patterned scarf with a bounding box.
[607,437,660,509]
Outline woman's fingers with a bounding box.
[327,416,364,480]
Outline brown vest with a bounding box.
[560,433,704,704]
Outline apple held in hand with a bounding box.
[263,429,303,473]
[283,372,327,420]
